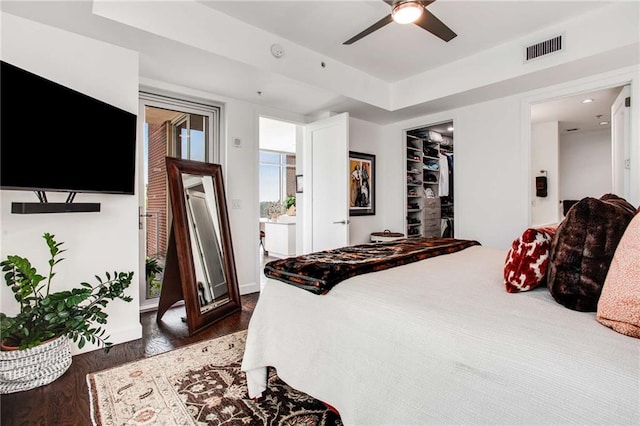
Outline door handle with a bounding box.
[333,220,350,224]
[139,207,153,230]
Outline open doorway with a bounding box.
[258,117,299,285]
[405,121,455,239]
[530,85,626,226]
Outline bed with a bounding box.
[241,242,639,425]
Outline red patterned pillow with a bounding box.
[504,226,557,293]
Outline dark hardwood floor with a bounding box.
[0,293,259,426]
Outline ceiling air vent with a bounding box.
[524,35,563,62]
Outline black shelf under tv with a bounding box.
[11,202,101,214]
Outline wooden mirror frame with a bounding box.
[157,157,241,335]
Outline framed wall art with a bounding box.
[349,151,375,216]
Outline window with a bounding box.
[174,113,207,162]
[259,150,296,218]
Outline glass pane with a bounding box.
[286,154,296,165]
[285,166,296,197]
[189,128,206,162]
[260,164,281,218]
[176,114,208,162]
[260,151,280,164]
[143,104,216,303]
[180,127,189,159]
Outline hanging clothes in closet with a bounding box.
[447,152,453,200]
[440,149,454,238]
[442,218,454,238]
[438,152,449,197]
[438,151,454,198]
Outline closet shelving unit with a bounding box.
[405,125,453,239]
[406,134,424,237]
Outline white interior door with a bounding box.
[611,85,631,198]
[303,113,350,252]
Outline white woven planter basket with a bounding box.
[0,335,72,394]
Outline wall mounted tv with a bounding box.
[1,60,136,213]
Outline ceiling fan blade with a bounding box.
[343,14,394,45]
[383,0,436,7]
[414,8,457,42]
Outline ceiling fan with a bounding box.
[343,0,457,45]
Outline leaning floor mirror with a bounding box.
[157,157,241,335]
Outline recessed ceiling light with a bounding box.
[599,121,609,125]
[447,126,454,132]
[582,98,594,104]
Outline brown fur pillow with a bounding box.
[547,194,636,312]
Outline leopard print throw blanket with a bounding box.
[264,237,481,295]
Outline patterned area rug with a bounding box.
[87,330,342,425]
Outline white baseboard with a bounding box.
[70,323,143,356]
[240,281,260,295]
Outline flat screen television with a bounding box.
[0,60,137,199]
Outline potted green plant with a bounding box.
[145,256,164,298]
[284,196,296,210]
[284,196,296,216]
[0,232,134,394]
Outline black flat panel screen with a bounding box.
[0,61,136,195]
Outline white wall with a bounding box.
[0,13,141,354]
[2,12,638,355]
[531,121,560,226]
[348,118,390,244]
[227,102,306,295]
[384,98,526,249]
[559,128,612,202]
[382,66,639,249]
[0,12,313,354]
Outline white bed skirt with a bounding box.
[242,246,639,425]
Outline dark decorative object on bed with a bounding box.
[547,194,636,312]
[264,237,480,294]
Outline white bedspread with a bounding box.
[241,246,639,425]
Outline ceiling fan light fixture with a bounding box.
[392,1,424,24]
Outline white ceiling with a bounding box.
[531,85,624,134]
[199,0,612,82]
[0,0,634,131]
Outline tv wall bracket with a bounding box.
[11,191,101,214]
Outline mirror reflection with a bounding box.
[182,173,230,313]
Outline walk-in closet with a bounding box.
[405,122,454,238]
